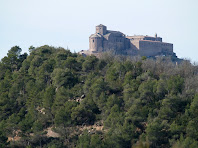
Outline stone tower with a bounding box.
[96,24,107,35]
[89,34,103,52]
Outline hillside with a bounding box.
[0,45,198,148]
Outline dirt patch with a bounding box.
[45,127,60,138]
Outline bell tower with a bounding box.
[96,24,107,35]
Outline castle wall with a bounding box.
[138,41,162,56]
[86,25,174,57]
[130,40,140,49]
[124,38,131,50]
[89,37,103,52]
[138,41,173,56]
[127,36,162,42]
[103,34,127,52]
[127,36,144,41]
[144,37,162,42]
[161,43,173,54]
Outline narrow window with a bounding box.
[93,40,94,42]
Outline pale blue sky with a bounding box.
[0,0,198,61]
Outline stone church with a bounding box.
[79,24,175,57]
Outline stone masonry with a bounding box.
[79,24,175,57]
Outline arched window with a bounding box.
[93,40,94,43]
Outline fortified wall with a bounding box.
[79,24,175,57]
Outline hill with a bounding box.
[0,45,198,148]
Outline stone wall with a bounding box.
[96,25,107,35]
[85,24,174,57]
[139,41,162,56]
[89,36,103,52]
[138,41,173,56]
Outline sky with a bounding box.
[0,0,198,62]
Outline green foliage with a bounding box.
[76,131,103,148]
[0,130,9,147]
[0,45,198,147]
[146,118,170,147]
[29,45,35,53]
[55,101,77,126]
[167,75,184,94]
[52,68,78,89]
[82,55,98,71]
[71,105,95,125]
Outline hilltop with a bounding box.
[0,45,198,147]
[79,24,178,61]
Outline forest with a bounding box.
[0,45,198,148]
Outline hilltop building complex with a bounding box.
[79,24,176,57]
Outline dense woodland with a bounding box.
[0,45,198,148]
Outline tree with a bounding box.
[0,130,9,147]
[146,118,170,147]
[1,46,23,71]
[71,105,95,125]
[105,104,124,129]
[167,75,184,95]
[55,101,77,127]
[52,68,78,89]
[82,55,98,71]
[43,86,56,124]
[29,45,35,53]
[76,131,91,148]
[64,57,78,70]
